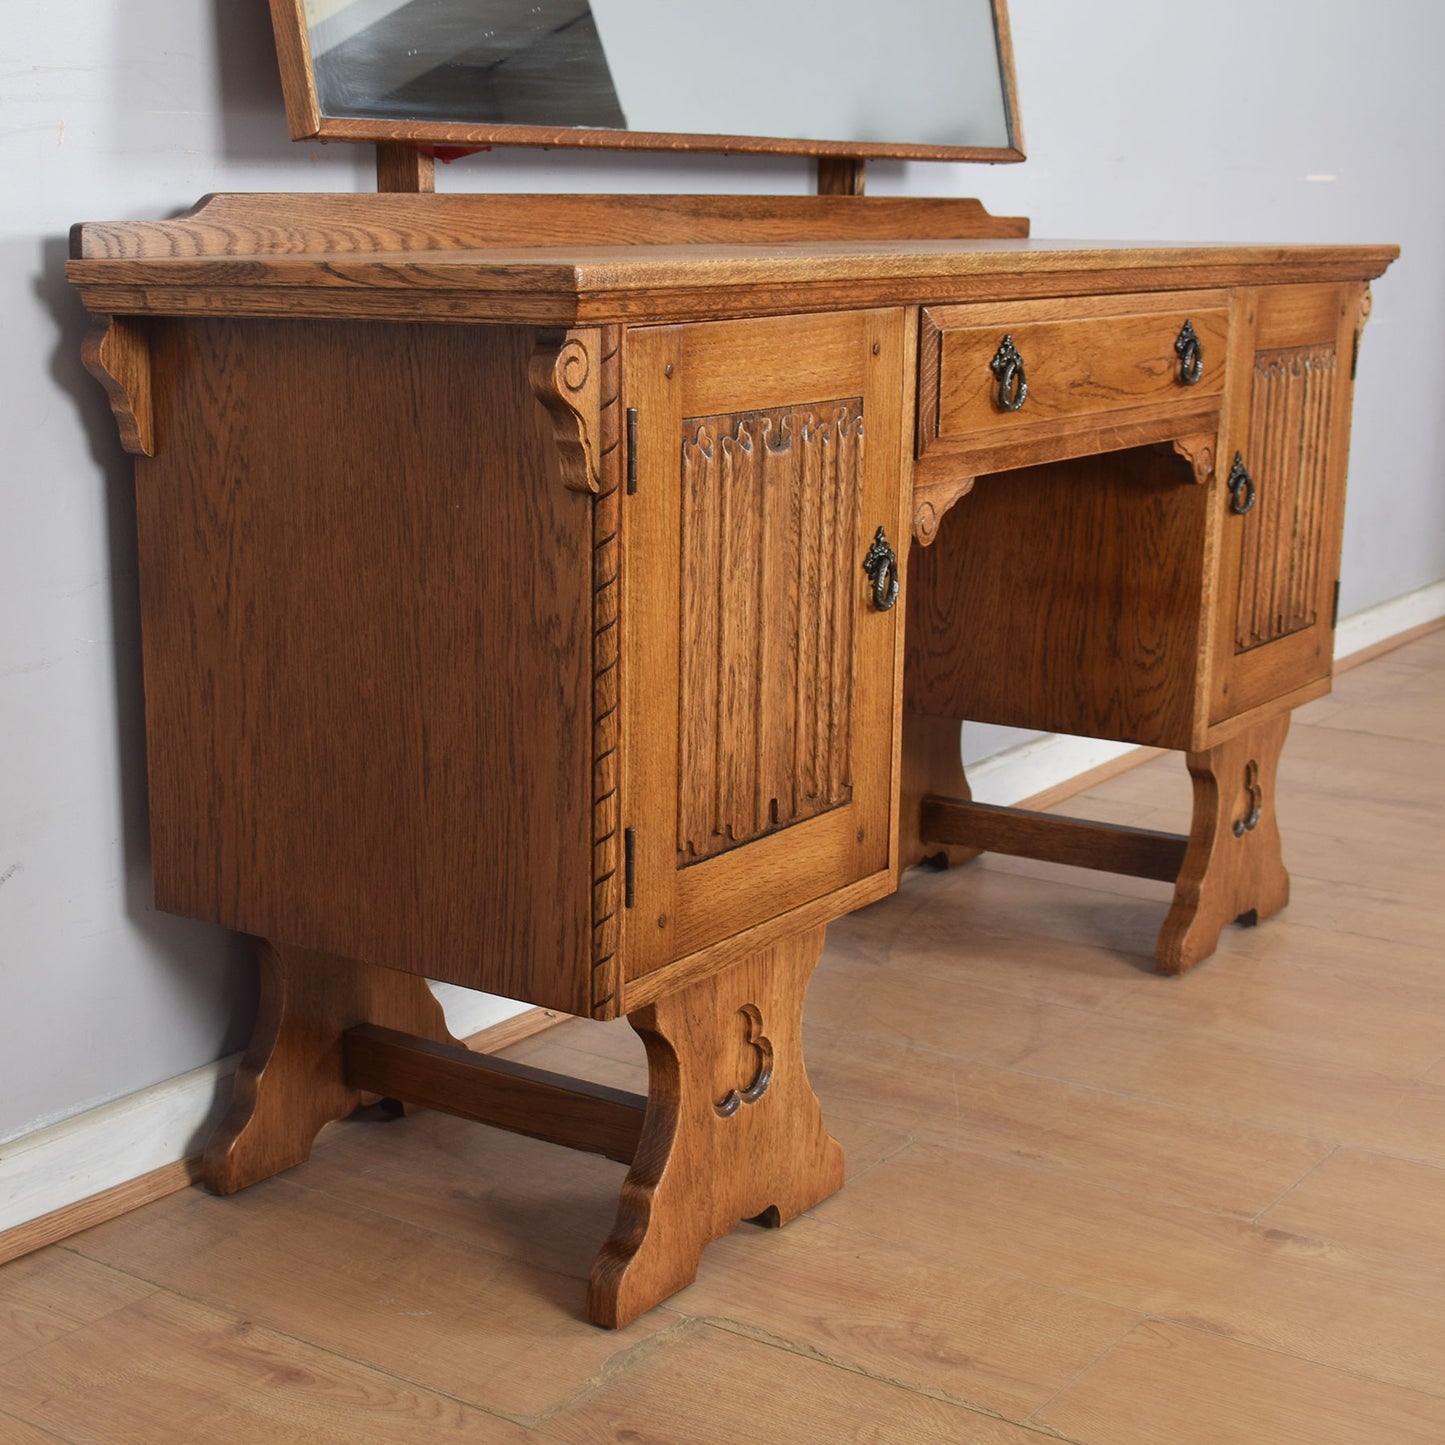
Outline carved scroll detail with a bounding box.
[912,474,976,546]
[677,400,863,865]
[531,329,601,493]
[1234,344,1337,652]
[82,316,153,456]
[1170,432,1216,485]
[590,327,624,1017]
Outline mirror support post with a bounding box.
[816,157,866,196]
[377,143,435,193]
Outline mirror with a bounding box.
[273,0,1023,162]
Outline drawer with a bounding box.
[918,294,1230,458]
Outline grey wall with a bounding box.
[2,0,1441,1144]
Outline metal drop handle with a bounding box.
[1227,452,1256,515]
[990,335,1028,412]
[1233,759,1263,836]
[862,526,899,611]
[1175,319,1204,386]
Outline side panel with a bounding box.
[136,318,594,1012]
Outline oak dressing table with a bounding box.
[67,2,1396,1326]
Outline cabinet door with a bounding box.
[1209,284,1362,725]
[622,310,906,980]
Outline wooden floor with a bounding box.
[2,628,1442,1443]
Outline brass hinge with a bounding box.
[623,827,636,907]
[1350,328,1361,380]
[626,408,638,494]
[1331,579,1341,629]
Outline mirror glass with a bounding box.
[295,0,1020,157]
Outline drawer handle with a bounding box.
[862,526,900,611]
[1226,451,1256,514]
[1175,319,1204,386]
[990,335,1028,412]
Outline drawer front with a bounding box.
[919,294,1229,455]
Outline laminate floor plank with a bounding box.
[63,1179,670,1418]
[1260,1149,1445,1269]
[0,1247,155,1367]
[1296,648,1445,744]
[822,908,1445,1079]
[803,1025,1328,1218]
[1349,1080,1445,1169]
[0,1290,530,1444]
[540,1319,1062,1445]
[0,1410,70,1444]
[818,1143,1445,1399]
[286,1110,630,1281]
[665,1217,1137,1422]
[810,937,1423,1142]
[1035,1320,1445,1445]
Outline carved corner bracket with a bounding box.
[531,328,603,494]
[82,316,154,456]
[912,474,976,546]
[1170,432,1216,485]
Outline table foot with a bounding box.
[1157,714,1291,974]
[203,939,456,1194]
[587,926,844,1328]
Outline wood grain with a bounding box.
[1157,713,1291,973]
[928,298,1228,438]
[921,796,1189,882]
[374,143,434,194]
[802,1022,1329,1218]
[0,1159,199,1269]
[589,928,844,1328]
[674,1215,1138,1420]
[1260,1149,1445,1269]
[815,156,867,196]
[80,315,152,455]
[265,0,320,138]
[70,192,1030,259]
[622,311,904,980]
[1038,1320,1445,1444]
[137,317,595,1011]
[275,110,1025,168]
[66,1181,672,1416]
[204,942,456,1195]
[0,1289,533,1443]
[906,446,1210,749]
[1210,283,1359,725]
[342,1024,646,1165]
[675,400,861,863]
[0,1249,155,1366]
[824,1142,1445,1399]
[545,1317,1072,1445]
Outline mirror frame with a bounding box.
[268,0,1024,162]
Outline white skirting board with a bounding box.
[3,579,1442,1240]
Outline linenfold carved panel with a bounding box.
[1235,345,1337,652]
[677,400,864,865]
